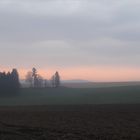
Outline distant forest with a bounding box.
[0,69,20,95]
[25,68,60,88]
[0,68,60,95]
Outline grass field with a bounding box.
[0,86,140,139]
[0,85,140,105]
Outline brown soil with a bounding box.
[0,104,140,139]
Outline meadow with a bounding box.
[0,86,140,139]
[0,85,140,105]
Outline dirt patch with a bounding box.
[0,104,140,139]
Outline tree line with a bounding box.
[0,67,60,95]
[25,68,60,88]
[0,69,20,95]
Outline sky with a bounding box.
[0,0,140,81]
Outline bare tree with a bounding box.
[51,75,55,88]
[37,74,44,88]
[25,71,33,87]
[32,67,38,88]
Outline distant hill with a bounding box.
[62,79,90,83]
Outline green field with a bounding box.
[0,86,140,106]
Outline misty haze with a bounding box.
[0,0,140,139]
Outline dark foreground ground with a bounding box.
[0,104,140,140]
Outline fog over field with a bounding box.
[0,1,140,139]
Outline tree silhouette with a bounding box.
[54,71,60,88]
[11,68,20,93]
[25,71,33,87]
[32,67,38,88]
[25,68,61,88]
[0,69,20,95]
[25,68,45,88]
[51,75,55,88]
[51,72,60,88]
[36,74,44,88]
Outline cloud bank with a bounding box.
[0,0,140,80]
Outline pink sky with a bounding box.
[1,66,140,82]
[0,0,140,82]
